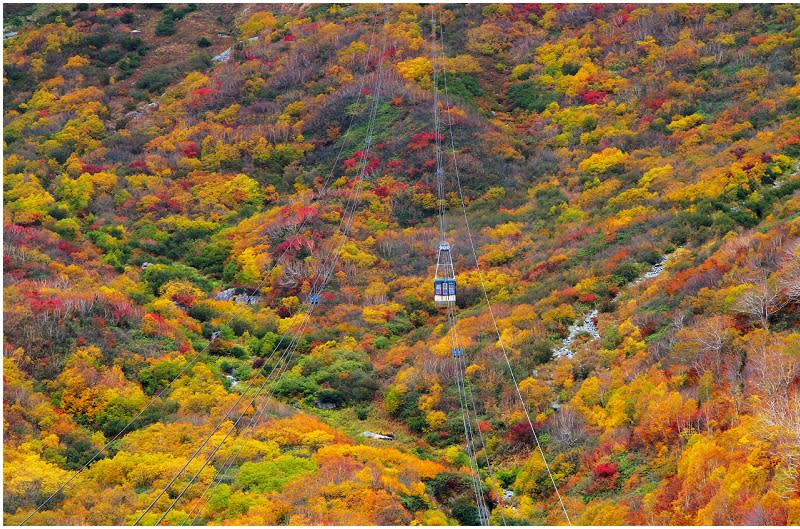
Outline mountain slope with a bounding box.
[4,3,800,525]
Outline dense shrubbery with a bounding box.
[4,3,800,526]
[135,66,178,92]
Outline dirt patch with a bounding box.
[107,5,253,112]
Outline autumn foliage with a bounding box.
[4,3,800,526]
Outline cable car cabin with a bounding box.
[434,241,456,307]
[452,348,464,358]
[308,294,321,305]
[434,279,456,306]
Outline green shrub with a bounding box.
[94,395,140,436]
[527,339,554,365]
[188,51,211,70]
[399,494,428,513]
[155,15,176,36]
[373,335,390,349]
[508,80,557,112]
[155,4,196,36]
[437,72,482,103]
[139,360,184,394]
[53,217,81,240]
[407,415,427,433]
[237,456,316,493]
[142,262,212,295]
[62,433,97,470]
[48,202,71,220]
[35,9,71,26]
[120,36,144,51]
[315,388,343,406]
[612,262,641,285]
[97,47,123,65]
[271,372,319,398]
[135,66,177,92]
[451,496,481,526]
[82,33,111,49]
[118,54,141,77]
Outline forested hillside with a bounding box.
[4,3,800,525]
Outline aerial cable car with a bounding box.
[308,293,321,305]
[434,240,456,307]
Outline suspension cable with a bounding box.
[429,8,494,525]
[134,11,390,525]
[183,158,373,525]
[449,310,489,525]
[141,153,375,524]
[448,294,508,526]
[18,15,385,528]
[20,262,272,526]
[438,23,572,526]
[132,311,309,526]
[153,312,313,525]
[181,323,313,525]
[174,165,372,524]
[158,145,373,525]
[456,339,508,525]
[431,11,447,241]
[181,322,306,525]
[135,129,373,525]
